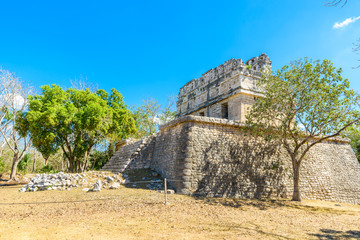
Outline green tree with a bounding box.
[246,58,360,201]
[159,95,177,125]
[132,97,176,139]
[132,98,161,138]
[342,126,360,162]
[89,150,109,170]
[21,85,136,172]
[0,156,5,173]
[17,153,31,173]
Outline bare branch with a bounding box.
[299,118,360,162]
[70,75,98,92]
[0,68,32,179]
[325,0,348,7]
[0,127,15,152]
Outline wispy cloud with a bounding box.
[333,16,360,29]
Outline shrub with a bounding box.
[38,164,57,173]
[89,151,109,170]
[17,153,32,174]
[0,156,5,173]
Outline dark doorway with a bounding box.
[221,103,228,119]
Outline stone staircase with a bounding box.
[102,134,157,173]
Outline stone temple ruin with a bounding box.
[177,53,271,122]
[103,53,360,204]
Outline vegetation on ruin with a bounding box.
[246,58,360,202]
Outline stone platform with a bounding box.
[104,116,360,204]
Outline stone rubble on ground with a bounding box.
[19,171,123,192]
[92,179,102,192]
[109,182,121,189]
[18,170,175,194]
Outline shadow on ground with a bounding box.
[0,177,28,187]
[193,196,350,214]
[309,229,360,239]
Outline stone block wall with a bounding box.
[155,116,360,204]
[149,122,190,192]
[107,115,360,204]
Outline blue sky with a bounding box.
[0,0,360,108]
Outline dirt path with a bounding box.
[0,185,359,240]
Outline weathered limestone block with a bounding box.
[155,116,360,204]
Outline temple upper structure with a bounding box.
[176,53,272,122]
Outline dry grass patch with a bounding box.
[0,184,359,240]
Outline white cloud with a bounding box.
[333,16,360,29]
[0,93,26,110]
[12,94,26,110]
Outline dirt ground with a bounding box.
[0,179,360,240]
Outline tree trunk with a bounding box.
[66,160,69,172]
[68,156,74,172]
[292,160,301,201]
[9,153,19,180]
[82,150,91,172]
[75,158,80,173]
[81,158,87,173]
[32,153,36,173]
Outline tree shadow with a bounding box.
[194,135,290,199]
[309,229,360,239]
[209,221,295,240]
[193,196,350,214]
[0,177,28,186]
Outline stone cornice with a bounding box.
[159,115,350,144]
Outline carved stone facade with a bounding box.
[177,53,271,122]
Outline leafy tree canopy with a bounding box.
[132,97,176,139]
[20,85,136,172]
[342,126,360,163]
[246,58,360,201]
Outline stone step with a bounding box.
[102,134,158,173]
[102,139,144,173]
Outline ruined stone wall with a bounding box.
[149,122,191,192]
[176,54,271,121]
[299,141,360,204]
[154,116,360,204]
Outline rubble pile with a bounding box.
[19,171,124,192]
[19,169,175,193]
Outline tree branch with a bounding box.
[0,127,15,153]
